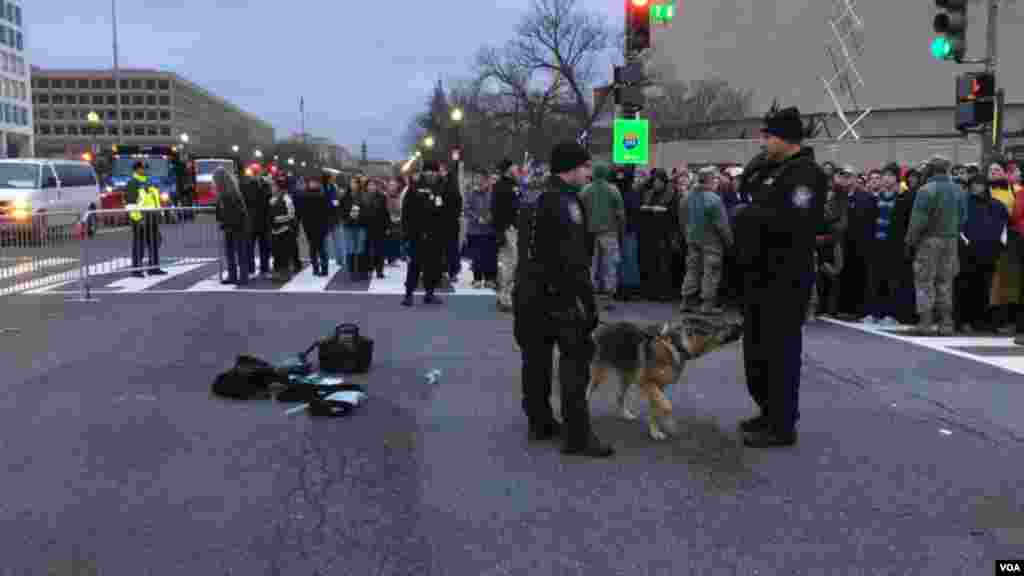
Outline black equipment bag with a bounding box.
[212,355,288,399]
[318,323,374,374]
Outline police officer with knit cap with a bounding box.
[401,160,446,306]
[514,140,613,458]
[733,106,827,448]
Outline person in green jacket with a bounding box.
[905,155,964,335]
[579,162,624,307]
[681,166,733,314]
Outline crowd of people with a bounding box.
[199,143,1024,345]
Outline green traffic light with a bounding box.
[931,36,951,60]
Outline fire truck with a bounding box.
[190,156,238,206]
[99,145,184,225]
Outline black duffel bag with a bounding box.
[212,355,288,399]
[318,323,374,374]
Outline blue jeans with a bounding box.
[343,225,367,257]
[331,224,347,268]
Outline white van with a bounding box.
[0,159,101,237]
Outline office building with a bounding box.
[1,0,31,157]
[31,68,274,157]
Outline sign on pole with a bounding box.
[613,118,650,165]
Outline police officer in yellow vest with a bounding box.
[125,161,166,276]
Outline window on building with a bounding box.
[35,77,48,89]
[51,78,62,89]
[54,110,64,120]
[5,4,12,22]
[0,26,7,47]
[91,79,103,90]
[146,109,157,121]
[17,81,24,100]
[7,27,13,48]
[39,124,51,135]
[78,79,89,90]
[146,79,156,90]
[120,79,129,90]
[79,124,90,135]
[92,95,104,106]
[15,31,21,51]
[104,79,114,90]
[131,94,142,106]
[106,94,116,106]
[120,94,130,106]
[159,110,170,121]
[105,109,115,120]
[14,5,20,27]
[67,125,78,135]
[38,109,49,120]
[147,125,158,136]
[158,79,169,91]
[130,79,141,90]
[54,125,65,135]
[146,94,156,106]
[134,125,145,136]
[133,110,145,120]
[52,93,63,105]
[66,94,76,105]
[68,110,78,120]
[159,95,169,106]
[37,92,47,104]
[159,125,170,136]
[108,126,118,136]
[120,109,129,120]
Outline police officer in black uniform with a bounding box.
[400,161,446,306]
[514,141,613,458]
[733,106,826,448]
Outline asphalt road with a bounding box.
[1,293,1022,574]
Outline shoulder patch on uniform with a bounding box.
[568,202,583,224]
[792,186,813,209]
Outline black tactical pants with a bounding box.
[131,221,146,269]
[144,213,161,270]
[520,314,595,447]
[743,273,812,434]
[405,235,442,295]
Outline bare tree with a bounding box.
[646,79,754,140]
[510,0,613,129]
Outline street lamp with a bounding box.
[86,110,101,156]
[288,157,295,165]
[423,136,435,149]
[180,133,189,145]
[254,149,263,159]
[232,145,240,154]
[450,107,463,123]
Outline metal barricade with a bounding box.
[0,210,89,296]
[75,206,221,300]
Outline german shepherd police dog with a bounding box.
[584,317,743,441]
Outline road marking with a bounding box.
[823,317,1024,376]
[105,261,213,292]
[281,261,335,292]
[20,257,134,294]
[368,260,409,294]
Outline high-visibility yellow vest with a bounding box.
[128,174,161,222]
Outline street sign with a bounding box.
[652,3,675,23]
[613,118,650,165]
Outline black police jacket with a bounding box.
[514,176,596,323]
[733,146,826,291]
[400,178,446,242]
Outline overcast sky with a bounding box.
[28,0,623,160]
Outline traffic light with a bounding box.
[932,0,967,61]
[955,72,994,131]
[626,0,651,54]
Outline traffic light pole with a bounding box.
[980,0,999,166]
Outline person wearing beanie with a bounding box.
[732,105,827,448]
[400,160,447,306]
[513,140,613,458]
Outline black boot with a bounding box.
[347,255,357,282]
[401,292,414,307]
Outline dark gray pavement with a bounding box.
[1,293,1022,574]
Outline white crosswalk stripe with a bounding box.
[12,257,502,297]
[824,317,1024,376]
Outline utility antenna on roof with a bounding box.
[820,0,872,140]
